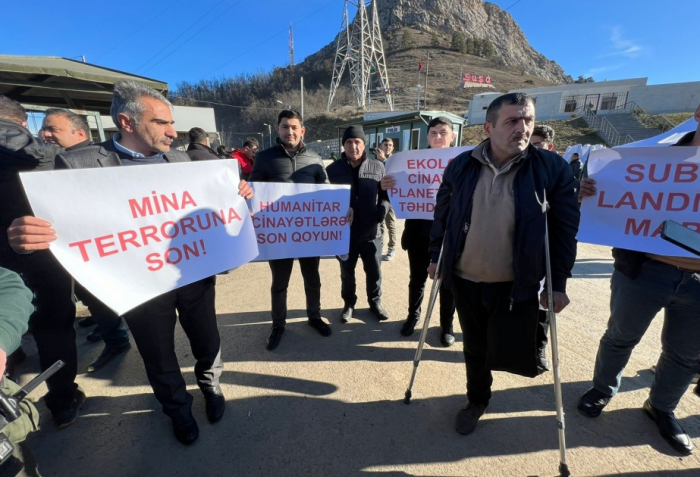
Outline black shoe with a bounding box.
[440,327,455,347]
[202,386,225,423]
[5,347,26,379]
[266,326,285,351]
[340,306,354,324]
[78,317,96,328]
[52,388,86,429]
[536,346,551,374]
[643,399,693,455]
[577,387,612,418]
[455,401,487,435]
[86,328,103,343]
[369,304,389,321]
[308,319,332,337]
[86,343,131,373]
[400,317,419,337]
[171,414,199,445]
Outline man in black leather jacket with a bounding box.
[326,125,391,323]
[249,110,331,351]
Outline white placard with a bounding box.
[385,146,474,220]
[20,160,259,315]
[579,146,700,257]
[249,182,351,261]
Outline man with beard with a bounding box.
[249,110,331,351]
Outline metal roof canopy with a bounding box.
[0,55,168,114]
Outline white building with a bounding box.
[467,77,700,125]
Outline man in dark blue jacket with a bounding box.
[429,93,580,436]
[327,126,391,323]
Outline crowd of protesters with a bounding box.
[0,81,698,477]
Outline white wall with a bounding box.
[627,82,700,114]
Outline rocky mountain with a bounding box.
[304,0,570,85]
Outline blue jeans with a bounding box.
[592,260,700,412]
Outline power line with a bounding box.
[203,0,339,78]
[135,0,228,73]
[142,0,244,75]
[93,0,185,62]
[503,0,525,11]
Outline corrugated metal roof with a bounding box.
[0,55,167,91]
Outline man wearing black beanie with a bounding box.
[327,125,391,323]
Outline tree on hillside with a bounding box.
[401,28,417,49]
[472,38,483,57]
[430,31,441,47]
[482,38,495,58]
[575,75,595,83]
[464,36,474,55]
[451,31,466,53]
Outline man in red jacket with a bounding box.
[232,137,259,180]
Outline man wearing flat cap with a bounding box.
[326,125,391,323]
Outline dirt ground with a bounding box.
[16,222,700,476]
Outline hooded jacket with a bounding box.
[0,119,61,267]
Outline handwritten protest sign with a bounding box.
[385,146,474,220]
[249,183,351,260]
[579,146,700,257]
[20,160,258,315]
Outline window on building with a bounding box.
[411,129,420,150]
[564,99,577,112]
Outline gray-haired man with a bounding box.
[7,80,253,445]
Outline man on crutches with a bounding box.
[426,93,580,444]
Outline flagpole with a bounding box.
[425,52,430,109]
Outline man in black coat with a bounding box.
[42,108,132,373]
[0,96,85,430]
[429,93,580,436]
[326,125,391,323]
[7,81,253,445]
[249,110,331,351]
[186,127,219,161]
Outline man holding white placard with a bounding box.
[577,103,700,455]
[249,109,332,351]
[327,125,391,323]
[7,81,253,446]
[381,117,457,347]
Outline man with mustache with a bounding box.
[429,92,580,436]
[7,80,254,445]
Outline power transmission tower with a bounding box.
[327,1,393,111]
[289,23,295,67]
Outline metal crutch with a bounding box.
[404,247,443,404]
[539,189,571,477]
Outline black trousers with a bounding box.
[124,276,222,420]
[405,233,455,331]
[339,237,382,308]
[452,275,539,406]
[268,257,321,327]
[6,254,78,413]
[74,283,130,348]
[537,309,549,351]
